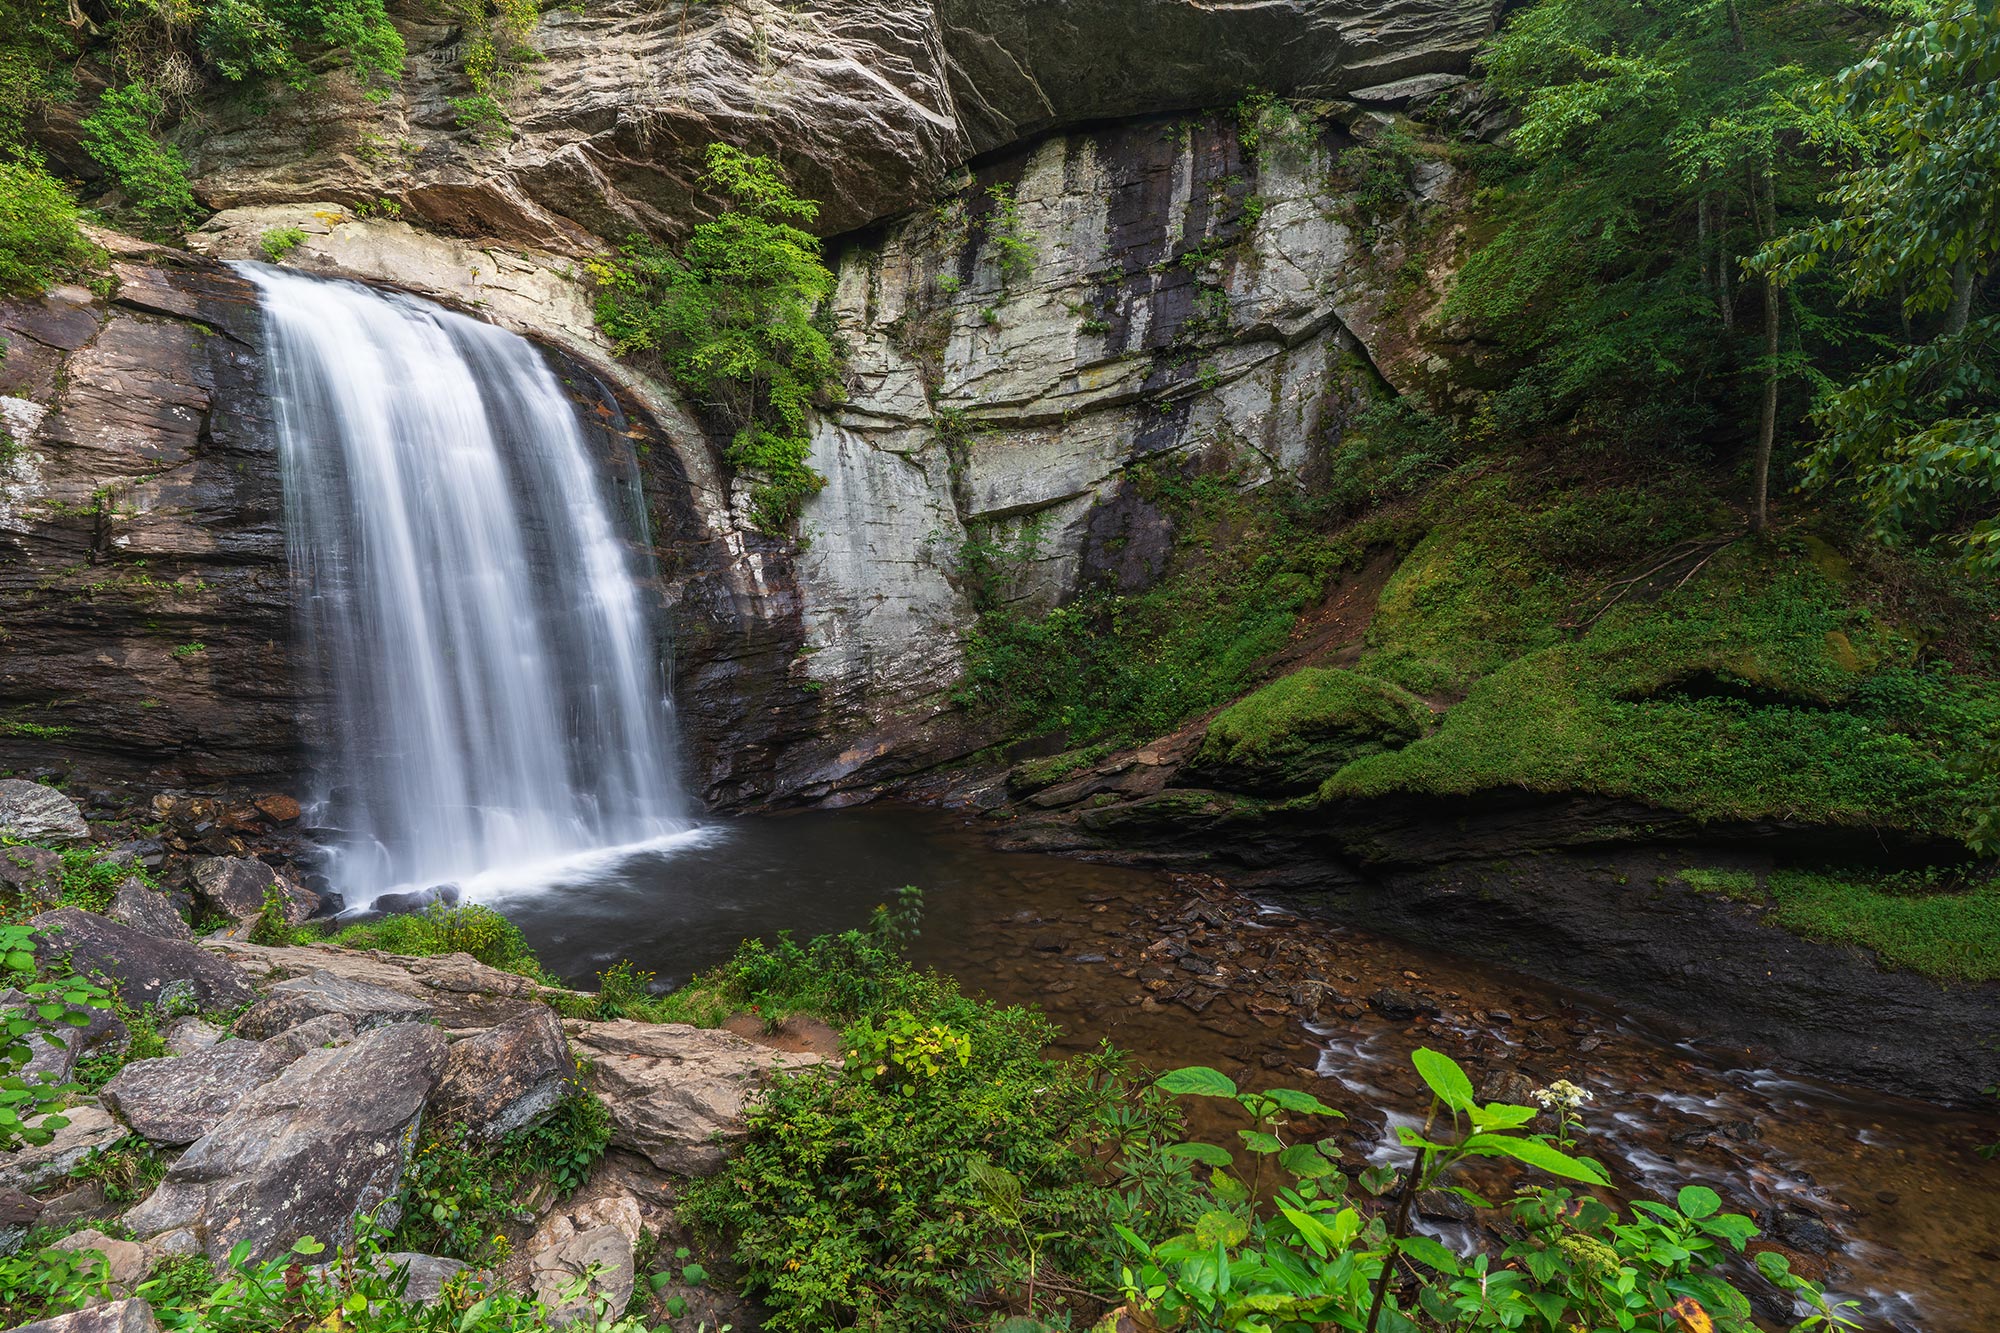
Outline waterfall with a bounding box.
[241,263,689,907]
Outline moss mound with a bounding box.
[1189,667,1432,795]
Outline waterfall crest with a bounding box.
[242,263,688,907]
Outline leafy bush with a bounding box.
[78,83,202,239]
[393,1091,610,1264]
[589,144,842,533]
[683,986,1186,1333]
[199,0,405,92]
[0,161,100,295]
[258,225,306,262]
[331,902,549,979]
[0,923,112,1148]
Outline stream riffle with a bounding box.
[504,804,1999,1332]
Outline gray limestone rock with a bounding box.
[122,1022,447,1262]
[434,1005,571,1140]
[232,970,434,1039]
[0,781,88,843]
[101,1037,300,1146]
[106,881,191,943]
[563,1019,826,1175]
[190,857,317,926]
[0,1105,124,1193]
[7,1297,161,1333]
[51,1230,153,1302]
[26,909,256,1013]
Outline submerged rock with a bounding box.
[563,1019,828,1175]
[123,1022,446,1261]
[0,782,88,844]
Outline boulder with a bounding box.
[51,1230,153,1302]
[203,940,546,1029]
[0,987,125,1090]
[106,882,191,943]
[26,909,256,1013]
[314,1251,468,1304]
[101,1033,318,1146]
[0,1187,43,1256]
[122,1022,447,1261]
[190,857,317,925]
[562,1019,826,1175]
[434,1005,571,1139]
[8,1297,161,1333]
[162,1017,223,1056]
[0,1104,124,1193]
[233,970,433,1039]
[37,1181,115,1230]
[0,781,89,843]
[0,846,61,901]
[527,1193,642,1328]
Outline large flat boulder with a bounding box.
[203,940,547,1030]
[562,1020,826,1175]
[0,781,88,843]
[100,1018,352,1145]
[122,1022,446,1261]
[434,1005,571,1139]
[27,909,256,1013]
[233,971,433,1039]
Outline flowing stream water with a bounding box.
[245,273,1994,1330]
[243,265,690,906]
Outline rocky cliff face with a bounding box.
[161,0,1493,249]
[0,237,302,790]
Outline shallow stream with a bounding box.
[498,805,2000,1333]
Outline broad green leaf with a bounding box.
[1411,1048,1475,1113]
[1677,1185,1721,1219]
[1263,1087,1342,1117]
[1165,1141,1234,1168]
[1239,1130,1283,1154]
[1157,1066,1239,1098]
[291,1236,326,1255]
[1463,1133,1611,1185]
[1194,1210,1249,1249]
[1469,1101,1537,1131]
[1396,1234,1461,1275]
[1278,1143,1338,1178]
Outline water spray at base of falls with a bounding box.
[240,262,690,908]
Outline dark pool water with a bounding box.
[495,804,2000,1333]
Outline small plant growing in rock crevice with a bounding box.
[257,228,306,263]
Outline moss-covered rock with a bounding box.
[1185,668,1432,796]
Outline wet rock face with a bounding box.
[0,240,304,790]
[180,0,1494,247]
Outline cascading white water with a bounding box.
[241,263,689,907]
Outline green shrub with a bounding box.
[0,161,100,295]
[257,225,306,262]
[393,1091,610,1264]
[331,902,548,980]
[683,986,1185,1333]
[589,144,842,534]
[78,83,202,239]
[199,0,405,92]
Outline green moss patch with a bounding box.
[1325,533,2000,844]
[1189,667,1432,794]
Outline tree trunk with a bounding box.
[1751,167,1780,535]
[1948,249,1975,337]
[1717,197,1735,331]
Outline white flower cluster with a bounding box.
[1531,1079,1593,1112]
